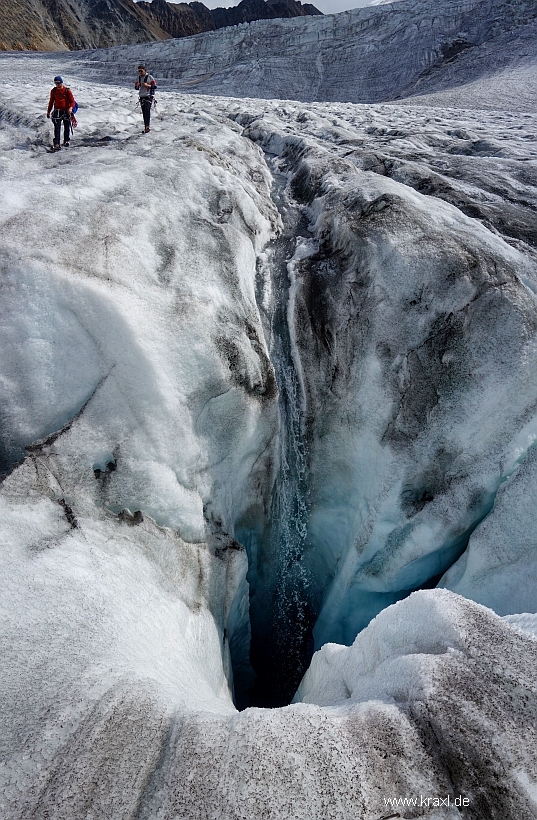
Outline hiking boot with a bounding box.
[144,127,150,133]
[52,144,61,151]
[63,141,70,147]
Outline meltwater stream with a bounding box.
[237,168,317,708]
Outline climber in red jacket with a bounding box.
[47,76,75,151]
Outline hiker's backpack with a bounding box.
[51,86,78,113]
[142,74,157,99]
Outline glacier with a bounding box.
[1,0,537,815]
[77,0,537,110]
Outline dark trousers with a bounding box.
[141,98,152,129]
[52,109,70,145]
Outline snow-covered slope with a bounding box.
[1,17,537,817]
[67,0,537,110]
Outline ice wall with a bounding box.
[231,100,537,652]
[68,0,537,111]
[441,445,537,614]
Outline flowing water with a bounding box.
[240,167,317,708]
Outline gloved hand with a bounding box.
[47,112,50,118]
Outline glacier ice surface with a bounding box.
[0,20,537,815]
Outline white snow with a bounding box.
[296,589,501,706]
[503,613,537,640]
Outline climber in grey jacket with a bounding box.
[135,64,157,133]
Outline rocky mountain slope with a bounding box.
[0,0,321,52]
[0,0,169,51]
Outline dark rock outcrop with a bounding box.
[211,0,321,29]
[138,0,322,42]
[138,0,215,38]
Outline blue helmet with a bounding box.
[54,75,63,83]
